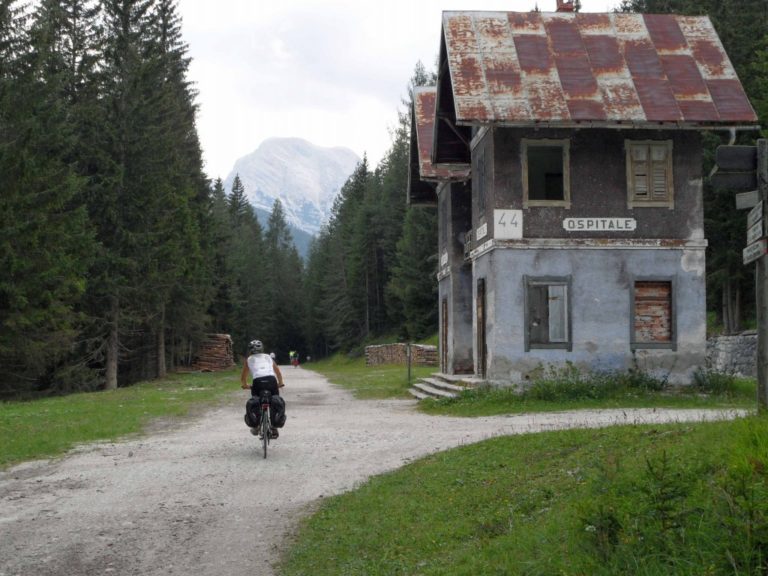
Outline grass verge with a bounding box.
[422,366,757,417]
[0,368,239,469]
[282,415,768,576]
[309,355,434,399]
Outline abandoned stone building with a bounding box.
[409,6,757,385]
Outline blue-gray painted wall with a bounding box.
[472,245,706,384]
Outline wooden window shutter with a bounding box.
[650,144,669,201]
[631,145,649,199]
[627,141,673,206]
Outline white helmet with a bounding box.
[248,340,263,354]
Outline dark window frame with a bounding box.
[521,138,571,209]
[524,275,573,352]
[630,276,677,351]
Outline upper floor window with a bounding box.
[626,140,674,208]
[522,139,571,208]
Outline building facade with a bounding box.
[410,9,757,385]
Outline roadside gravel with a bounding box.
[0,367,747,576]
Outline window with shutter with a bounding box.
[525,277,571,350]
[626,140,673,208]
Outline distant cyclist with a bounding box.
[240,340,285,437]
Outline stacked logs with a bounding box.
[192,334,235,371]
[365,343,438,367]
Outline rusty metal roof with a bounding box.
[414,88,470,181]
[441,11,757,127]
[408,87,470,205]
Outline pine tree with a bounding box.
[0,0,98,394]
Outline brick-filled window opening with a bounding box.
[522,139,570,208]
[632,280,675,349]
[626,140,674,208]
[525,277,571,350]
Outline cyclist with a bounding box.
[240,339,285,438]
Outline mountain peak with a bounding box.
[224,137,360,236]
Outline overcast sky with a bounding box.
[179,0,619,180]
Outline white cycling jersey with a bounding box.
[247,353,276,379]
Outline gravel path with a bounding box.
[0,367,747,576]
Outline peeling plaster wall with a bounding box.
[438,182,474,375]
[474,246,707,385]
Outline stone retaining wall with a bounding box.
[706,332,757,377]
[365,344,438,367]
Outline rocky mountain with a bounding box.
[223,138,360,244]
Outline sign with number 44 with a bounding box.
[494,209,523,240]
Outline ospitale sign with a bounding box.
[563,218,637,232]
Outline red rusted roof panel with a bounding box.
[643,14,687,51]
[414,88,470,181]
[513,35,552,74]
[624,39,665,80]
[545,17,584,55]
[556,53,598,98]
[677,99,720,122]
[441,11,756,126]
[583,35,623,73]
[707,79,759,121]
[567,99,607,121]
[660,55,708,97]
[634,77,682,121]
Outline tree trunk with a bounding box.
[157,304,166,379]
[722,279,742,335]
[105,296,119,390]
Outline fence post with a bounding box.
[407,343,412,387]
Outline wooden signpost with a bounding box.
[725,140,768,411]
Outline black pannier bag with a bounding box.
[244,397,261,428]
[270,395,287,428]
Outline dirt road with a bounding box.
[0,368,746,576]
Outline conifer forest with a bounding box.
[1,0,767,397]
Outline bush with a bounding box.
[523,363,664,402]
[693,367,738,396]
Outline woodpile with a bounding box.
[192,334,235,371]
[365,343,438,367]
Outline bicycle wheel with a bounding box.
[261,407,269,459]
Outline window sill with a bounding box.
[527,343,573,352]
[628,201,675,210]
[631,342,677,351]
[524,200,572,209]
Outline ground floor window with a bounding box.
[632,280,675,349]
[525,276,571,351]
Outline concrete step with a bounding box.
[420,377,467,394]
[411,380,458,399]
[432,373,485,388]
[408,372,484,400]
[408,387,429,400]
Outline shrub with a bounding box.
[693,367,738,396]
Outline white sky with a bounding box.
[179,0,619,180]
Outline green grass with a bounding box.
[282,415,768,576]
[422,367,757,417]
[310,355,434,399]
[0,368,239,469]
